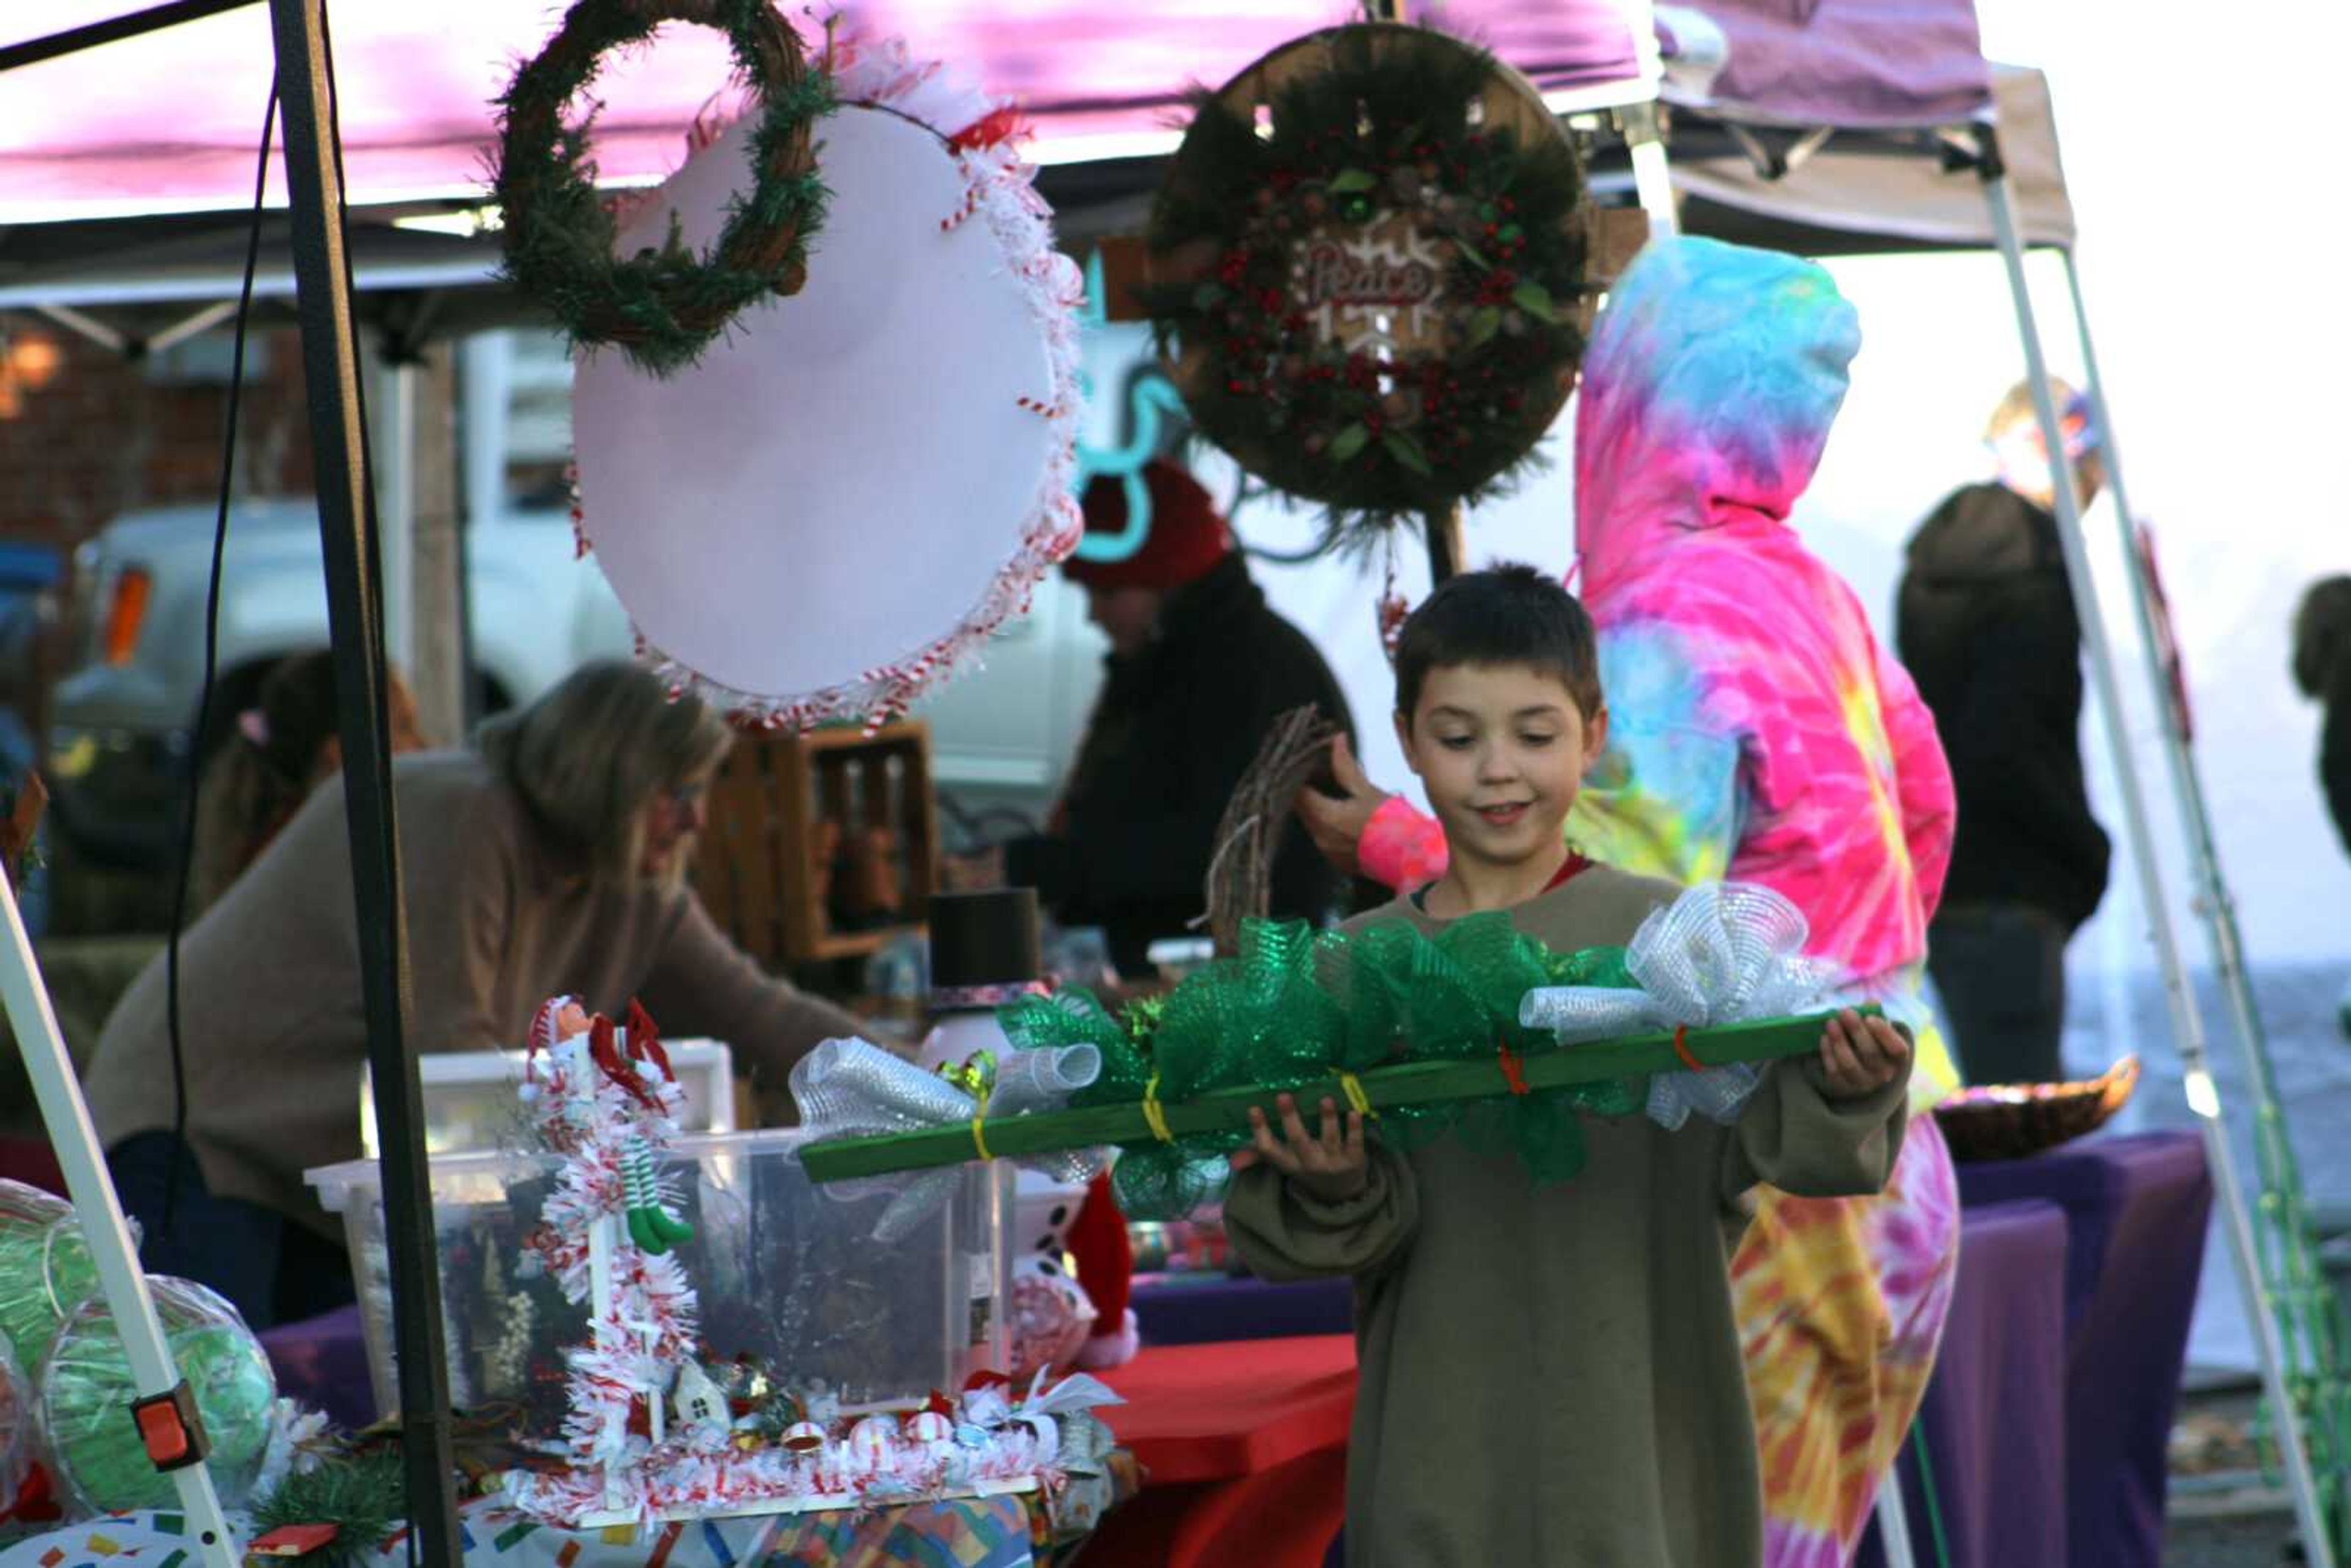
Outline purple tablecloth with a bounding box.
[260,1302,377,1431]
[1858,1198,2069,1568]
[1132,1273,1352,1346]
[1955,1130,2212,1568]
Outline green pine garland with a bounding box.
[493,0,834,378]
[250,1451,407,1568]
[1145,25,1590,546]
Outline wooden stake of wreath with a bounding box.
[493,0,833,378]
[1144,24,1590,546]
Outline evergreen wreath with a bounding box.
[1145,25,1589,544]
[493,0,834,378]
[249,1450,405,1568]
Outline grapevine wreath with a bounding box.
[493,0,834,378]
[1145,24,1591,539]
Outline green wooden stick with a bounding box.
[799,1005,1873,1184]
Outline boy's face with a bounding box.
[1394,662,1607,874]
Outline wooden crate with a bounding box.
[694,721,937,967]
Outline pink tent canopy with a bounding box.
[1658,0,1993,130]
[0,1,1652,223]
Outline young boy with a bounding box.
[1226,566,1913,1567]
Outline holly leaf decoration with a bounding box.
[1511,281,1557,323]
[1328,423,1373,463]
[1467,306,1504,349]
[1455,240,1493,272]
[1329,169,1379,194]
[1193,282,1229,310]
[1382,432,1434,477]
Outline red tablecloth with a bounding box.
[1086,1334,1356,1568]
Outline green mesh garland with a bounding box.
[1000,917,1649,1217]
[40,1277,277,1512]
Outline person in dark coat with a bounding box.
[1895,380,2112,1086]
[2293,576,2351,855]
[1002,460,1354,978]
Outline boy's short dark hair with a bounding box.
[1393,564,1603,723]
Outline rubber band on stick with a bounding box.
[1496,1044,1532,1098]
[1671,1024,1704,1073]
[1337,1071,1377,1120]
[1142,1074,1175,1143]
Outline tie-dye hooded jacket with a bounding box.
[1362,237,1958,1093]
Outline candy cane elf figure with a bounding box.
[530,997,694,1255]
[523,994,702,1501]
[595,1002,696,1255]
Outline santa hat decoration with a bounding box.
[1068,1172,1139,1370]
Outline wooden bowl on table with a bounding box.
[1932,1055,2141,1162]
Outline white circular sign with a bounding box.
[574,101,1077,724]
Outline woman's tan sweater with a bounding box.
[83,751,867,1236]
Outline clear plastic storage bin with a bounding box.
[359,1041,738,1158]
[307,1131,1011,1428]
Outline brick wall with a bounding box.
[0,319,315,553]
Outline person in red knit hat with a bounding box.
[997,459,1356,978]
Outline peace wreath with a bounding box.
[1146,24,1590,535]
[493,0,834,378]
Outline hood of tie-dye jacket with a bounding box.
[1571,236,1858,599]
[1562,237,1959,1021]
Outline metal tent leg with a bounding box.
[2061,249,2351,1553]
[265,0,463,1557]
[1616,99,1680,238]
[1872,1467,1918,1568]
[1978,147,2338,1568]
[0,871,241,1567]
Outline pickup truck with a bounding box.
[43,498,1100,914]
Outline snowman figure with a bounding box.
[920,891,1135,1376]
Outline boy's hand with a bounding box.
[1229,1092,1368,1202]
[1818,1008,1909,1099]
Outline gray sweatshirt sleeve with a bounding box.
[1722,1052,1911,1204]
[1222,1136,1421,1283]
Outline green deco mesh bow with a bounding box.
[997,915,1646,1219]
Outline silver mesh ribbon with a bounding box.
[1517,882,1839,1130]
[790,1038,1107,1242]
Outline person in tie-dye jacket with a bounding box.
[1297,235,1962,1566]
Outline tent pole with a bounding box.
[1617,100,1679,237]
[0,871,241,1565]
[1976,132,2339,1568]
[2060,248,2351,1548]
[1870,1468,1918,1568]
[264,0,463,1558]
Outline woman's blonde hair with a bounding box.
[476,660,732,884]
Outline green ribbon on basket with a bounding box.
[999,916,1652,1215]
